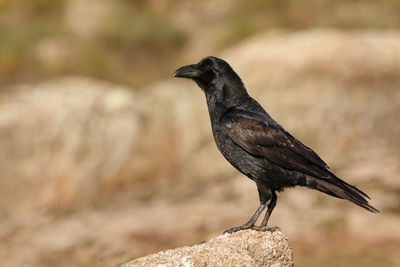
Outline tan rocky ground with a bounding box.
[0,29,400,267]
[121,230,294,267]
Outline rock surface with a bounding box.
[0,77,143,216]
[121,230,294,267]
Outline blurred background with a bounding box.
[0,0,400,266]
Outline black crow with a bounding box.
[173,56,379,233]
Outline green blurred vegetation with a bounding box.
[0,0,186,87]
[0,0,400,87]
[318,217,346,233]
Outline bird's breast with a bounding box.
[211,126,261,179]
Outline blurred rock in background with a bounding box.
[1,1,400,267]
[0,77,143,216]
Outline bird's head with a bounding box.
[173,56,245,99]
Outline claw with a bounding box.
[224,225,281,234]
[223,226,242,234]
[251,225,281,232]
[223,225,251,234]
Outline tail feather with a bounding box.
[329,171,371,200]
[343,189,379,213]
[305,176,379,213]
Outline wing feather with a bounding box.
[221,112,330,178]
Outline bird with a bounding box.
[173,56,379,234]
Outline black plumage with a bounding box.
[174,56,378,233]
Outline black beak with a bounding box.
[173,64,202,79]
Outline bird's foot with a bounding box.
[223,224,253,234]
[250,225,281,232]
[223,224,281,234]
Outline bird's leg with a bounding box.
[251,191,280,232]
[223,203,266,234]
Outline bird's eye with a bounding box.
[200,60,210,67]
[199,58,217,74]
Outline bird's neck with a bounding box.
[205,83,249,120]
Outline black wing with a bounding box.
[221,110,330,179]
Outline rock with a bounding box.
[120,230,294,267]
[0,77,142,217]
[222,29,400,84]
